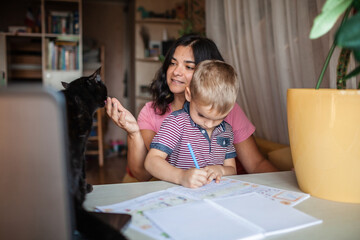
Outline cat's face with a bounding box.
[62,68,107,107]
[84,68,107,107]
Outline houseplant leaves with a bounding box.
[335,12,360,61]
[310,0,353,39]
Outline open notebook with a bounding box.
[0,85,130,239]
[144,193,322,240]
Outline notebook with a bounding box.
[0,85,130,240]
[144,193,322,240]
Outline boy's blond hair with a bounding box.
[190,60,239,115]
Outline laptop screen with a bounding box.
[0,85,74,240]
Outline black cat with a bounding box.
[61,67,107,204]
[61,68,128,239]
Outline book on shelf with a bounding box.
[46,39,78,71]
[47,10,79,34]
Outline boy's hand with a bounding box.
[180,168,208,188]
[204,165,224,183]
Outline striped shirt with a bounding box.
[150,102,236,169]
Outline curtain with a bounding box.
[205,0,352,144]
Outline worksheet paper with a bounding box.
[95,177,311,239]
[167,177,310,206]
[96,190,192,239]
[144,193,322,240]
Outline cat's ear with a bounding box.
[95,67,101,76]
[62,82,69,89]
[90,67,102,82]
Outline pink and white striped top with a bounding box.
[150,102,236,169]
[138,100,255,174]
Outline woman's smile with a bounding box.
[170,78,185,85]
[166,46,195,94]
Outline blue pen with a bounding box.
[187,143,200,169]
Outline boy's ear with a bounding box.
[185,87,191,102]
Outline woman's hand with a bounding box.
[105,97,139,134]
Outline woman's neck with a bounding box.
[171,94,186,111]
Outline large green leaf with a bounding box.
[322,0,352,10]
[353,0,360,10]
[335,13,360,50]
[353,48,360,61]
[342,65,360,80]
[309,0,353,39]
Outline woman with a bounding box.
[106,34,277,181]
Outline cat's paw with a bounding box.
[86,183,93,193]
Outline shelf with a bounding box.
[44,69,81,73]
[86,150,99,155]
[46,0,80,2]
[88,136,99,141]
[0,32,43,38]
[136,57,160,62]
[11,55,42,64]
[136,18,182,24]
[44,34,80,40]
[136,94,152,100]
[10,69,42,79]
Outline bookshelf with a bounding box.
[0,0,82,90]
[133,0,184,116]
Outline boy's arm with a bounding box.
[144,148,208,188]
[223,158,237,175]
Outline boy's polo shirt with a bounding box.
[150,102,236,169]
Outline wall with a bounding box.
[83,1,129,145]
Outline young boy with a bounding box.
[144,60,239,188]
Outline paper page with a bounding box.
[95,178,312,239]
[212,193,322,236]
[95,190,195,239]
[167,177,309,206]
[144,200,264,240]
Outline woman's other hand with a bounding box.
[106,97,139,134]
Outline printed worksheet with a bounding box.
[96,190,195,239]
[96,178,310,239]
[166,177,310,206]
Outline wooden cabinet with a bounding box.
[0,0,82,90]
[133,0,184,116]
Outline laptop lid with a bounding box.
[0,85,74,240]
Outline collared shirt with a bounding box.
[150,102,236,169]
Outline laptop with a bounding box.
[0,85,130,240]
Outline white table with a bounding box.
[84,171,360,240]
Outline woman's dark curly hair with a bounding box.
[150,33,224,115]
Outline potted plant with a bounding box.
[287,0,360,203]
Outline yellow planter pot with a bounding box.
[287,89,360,203]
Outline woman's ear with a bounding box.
[185,87,191,102]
